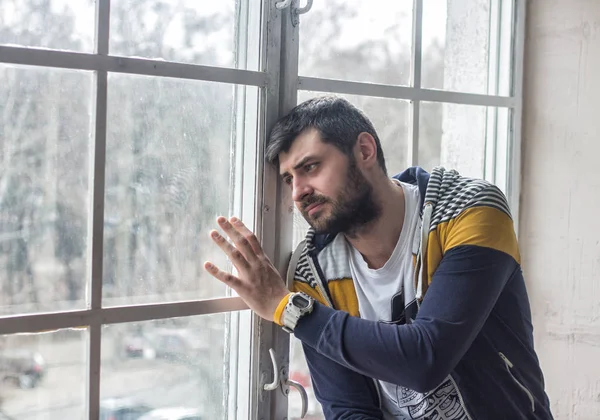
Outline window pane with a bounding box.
[0,0,95,52]
[289,337,324,420]
[292,208,310,251]
[110,0,253,69]
[104,73,257,306]
[0,329,86,419]
[422,0,511,95]
[101,313,238,420]
[485,107,510,193]
[0,64,92,316]
[418,102,488,178]
[297,92,410,177]
[299,0,412,85]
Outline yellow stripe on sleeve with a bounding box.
[438,206,520,264]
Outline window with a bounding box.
[0,1,525,419]
[289,1,525,418]
[0,0,266,418]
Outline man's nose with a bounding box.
[292,178,312,203]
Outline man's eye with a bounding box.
[305,163,318,172]
[283,176,292,185]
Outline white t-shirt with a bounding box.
[348,181,421,418]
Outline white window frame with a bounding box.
[0,0,526,418]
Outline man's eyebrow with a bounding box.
[280,155,317,177]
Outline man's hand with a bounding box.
[204,216,290,322]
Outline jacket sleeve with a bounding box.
[302,342,383,420]
[294,200,521,394]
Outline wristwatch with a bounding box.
[281,292,315,333]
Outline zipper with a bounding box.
[416,204,433,301]
[308,254,334,308]
[412,215,423,309]
[307,253,383,410]
[499,352,535,412]
[372,378,382,412]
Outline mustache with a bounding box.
[301,195,330,212]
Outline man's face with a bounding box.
[278,129,381,235]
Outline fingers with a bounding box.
[209,229,251,271]
[217,216,263,259]
[228,217,263,255]
[204,262,244,289]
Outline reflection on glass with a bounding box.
[110,0,245,69]
[0,64,92,316]
[422,0,508,95]
[299,0,412,85]
[104,74,257,306]
[0,329,86,419]
[0,0,95,51]
[418,102,488,178]
[101,314,229,420]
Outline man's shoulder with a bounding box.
[426,167,513,223]
[426,168,520,263]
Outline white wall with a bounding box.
[521,1,600,419]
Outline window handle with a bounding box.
[296,0,313,15]
[276,0,313,14]
[264,348,308,419]
[275,0,314,26]
[286,378,309,418]
[275,0,293,9]
[263,348,281,391]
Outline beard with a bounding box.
[300,158,381,237]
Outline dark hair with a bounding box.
[266,96,387,175]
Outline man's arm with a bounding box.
[203,200,520,402]
[294,244,519,393]
[302,342,383,420]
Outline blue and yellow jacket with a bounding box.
[289,167,553,420]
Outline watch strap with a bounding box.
[282,303,301,332]
[273,293,292,326]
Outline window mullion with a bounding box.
[508,0,526,236]
[409,0,423,167]
[0,45,268,86]
[298,76,515,107]
[251,0,292,419]
[257,1,301,419]
[87,1,110,418]
[90,0,110,324]
[0,298,248,335]
[229,1,263,419]
[484,0,502,184]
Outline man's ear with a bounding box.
[354,132,379,169]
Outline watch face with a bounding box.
[292,294,310,309]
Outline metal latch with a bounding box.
[275,0,314,26]
[264,348,308,419]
